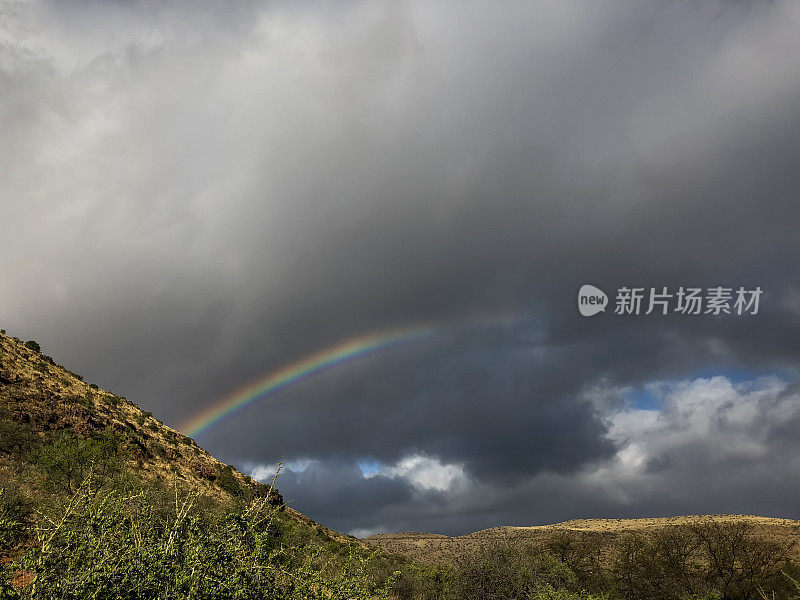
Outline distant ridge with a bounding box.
[366,514,800,565]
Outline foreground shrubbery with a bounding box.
[0,418,399,599]
[1,476,398,599]
[2,473,798,600]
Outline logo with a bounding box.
[578,284,608,317]
[577,284,763,317]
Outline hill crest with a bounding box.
[0,330,334,535]
[367,515,800,565]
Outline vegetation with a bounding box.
[383,526,799,600]
[27,430,124,493]
[4,468,795,600]
[0,424,400,599]
[2,476,398,599]
[217,464,243,497]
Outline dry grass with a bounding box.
[367,515,800,566]
[0,331,337,537]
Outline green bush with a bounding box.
[32,361,48,374]
[606,521,798,600]
[0,487,32,549]
[393,563,458,600]
[217,465,242,497]
[27,431,124,493]
[66,370,83,381]
[689,520,796,600]
[81,391,94,409]
[0,413,37,455]
[5,478,398,600]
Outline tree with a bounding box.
[691,520,797,600]
[29,431,124,493]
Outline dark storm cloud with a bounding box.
[206,322,617,481]
[260,460,417,528]
[2,0,799,533]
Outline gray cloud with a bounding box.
[1,0,799,534]
[249,375,800,536]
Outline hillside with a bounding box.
[0,332,242,490]
[367,515,800,566]
[0,330,335,531]
[0,331,399,599]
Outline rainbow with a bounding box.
[181,325,435,437]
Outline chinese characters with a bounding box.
[613,286,762,316]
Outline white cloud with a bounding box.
[348,526,388,538]
[580,375,800,501]
[248,457,313,482]
[376,454,468,493]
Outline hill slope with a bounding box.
[0,330,341,539]
[367,515,800,566]
[0,330,405,599]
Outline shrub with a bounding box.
[0,413,37,455]
[28,431,125,493]
[217,465,242,497]
[605,521,798,600]
[545,531,606,590]
[454,542,582,600]
[81,391,94,409]
[393,563,458,600]
[32,361,48,374]
[690,519,796,600]
[65,370,84,381]
[0,487,32,548]
[6,479,398,600]
[23,341,40,353]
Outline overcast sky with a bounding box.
[2,0,799,536]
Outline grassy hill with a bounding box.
[0,329,345,531]
[368,516,799,599]
[367,515,800,566]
